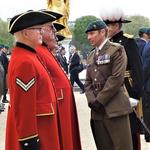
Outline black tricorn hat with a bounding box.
[8,10,56,34]
[56,34,65,42]
[39,9,63,20]
[53,22,65,32]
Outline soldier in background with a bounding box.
[56,45,68,74]
[0,44,9,103]
[0,46,5,112]
[142,28,150,142]
[136,27,149,58]
[101,8,143,150]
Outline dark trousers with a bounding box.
[90,115,133,150]
[90,119,113,150]
[2,73,8,101]
[142,91,150,142]
[129,112,141,150]
[70,72,84,91]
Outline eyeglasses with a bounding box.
[27,27,42,31]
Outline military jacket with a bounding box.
[85,40,132,119]
[110,31,143,99]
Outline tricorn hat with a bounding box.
[39,9,63,20]
[8,10,56,34]
[85,19,107,33]
[56,34,65,41]
[100,8,131,24]
[53,22,65,32]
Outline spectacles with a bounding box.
[27,27,42,31]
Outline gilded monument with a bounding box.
[47,0,72,38]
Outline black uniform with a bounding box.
[136,38,146,57]
[69,52,84,92]
[142,41,150,142]
[56,53,68,74]
[0,51,9,102]
[110,31,143,150]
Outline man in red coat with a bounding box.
[36,15,82,150]
[5,10,62,150]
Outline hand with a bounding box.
[89,100,103,112]
[20,136,40,150]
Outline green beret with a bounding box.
[144,28,150,34]
[85,20,107,33]
[139,27,148,33]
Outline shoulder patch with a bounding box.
[123,33,134,39]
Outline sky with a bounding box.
[0,0,150,22]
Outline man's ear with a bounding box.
[21,29,28,38]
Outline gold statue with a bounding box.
[47,0,72,38]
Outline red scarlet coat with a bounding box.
[5,42,61,150]
[37,45,82,150]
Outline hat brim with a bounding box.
[56,34,65,41]
[9,11,56,34]
[104,19,131,24]
[53,22,65,32]
[40,9,63,20]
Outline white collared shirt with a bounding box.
[98,39,108,51]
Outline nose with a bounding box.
[87,34,91,41]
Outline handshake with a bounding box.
[88,100,104,112]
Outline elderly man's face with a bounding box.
[41,23,58,49]
[23,25,43,48]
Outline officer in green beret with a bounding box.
[85,19,133,150]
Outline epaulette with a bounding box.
[110,41,121,47]
[123,33,134,39]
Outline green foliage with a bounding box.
[0,18,14,50]
[123,15,150,38]
[72,16,98,54]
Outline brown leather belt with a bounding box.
[92,83,104,90]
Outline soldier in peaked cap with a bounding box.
[101,8,143,150]
[85,19,133,150]
[5,10,63,150]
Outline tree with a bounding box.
[123,15,150,38]
[72,16,98,54]
[0,18,14,50]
